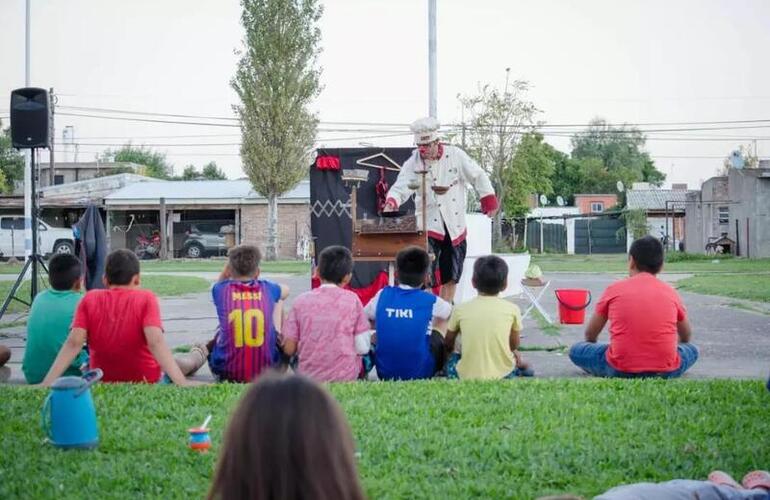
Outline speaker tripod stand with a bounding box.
[0,148,49,321]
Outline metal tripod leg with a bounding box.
[0,258,33,319]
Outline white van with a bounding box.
[0,215,75,259]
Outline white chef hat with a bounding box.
[410,117,440,144]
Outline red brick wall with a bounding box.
[240,203,310,259]
[574,194,618,214]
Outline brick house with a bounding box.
[573,194,618,214]
[104,179,310,259]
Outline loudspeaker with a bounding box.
[10,87,50,149]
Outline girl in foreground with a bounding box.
[208,373,365,500]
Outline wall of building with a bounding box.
[727,168,770,258]
[574,194,618,214]
[241,203,311,259]
[684,177,730,253]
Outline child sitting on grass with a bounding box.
[41,249,199,386]
[363,246,451,380]
[205,245,289,383]
[22,254,88,384]
[444,255,533,380]
[568,235,698,378]
[208,372,365,500]
[282,246,371,382]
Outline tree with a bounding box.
[0,120,24,194]
[180,164,200,180]
[460,77,538,243]
[504,132,555,217]
[100,144,171,179]
[566,118,666,198]
[232,0,322,260]
[201,161,227,180]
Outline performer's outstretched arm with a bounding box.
[383,153,417,211]
[457,148,498,216]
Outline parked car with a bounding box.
[181,224,228,258]
[0,215,75,259]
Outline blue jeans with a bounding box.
[569,342,698,378]
[445,353,534,379]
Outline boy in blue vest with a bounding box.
[364,246,451,380]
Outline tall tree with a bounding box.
[504,132,555,217]
[201,161,227,180]
[232,0,322,260]
[180,164,200,180]
[100,144,172,179]
[0,120,24,194]
[568,118,665,196]
[460,78,538,243]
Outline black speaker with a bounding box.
[10,87,50,149]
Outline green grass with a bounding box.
[1,380,767,499]
[677,274,770,303]
[531,254,770,274]
[0,276,210,314]
[0,259,309,275]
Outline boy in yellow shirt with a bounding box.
[445,255,533,379]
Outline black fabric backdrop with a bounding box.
[311,147,415,288]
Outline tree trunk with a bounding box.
[266,194,279,261]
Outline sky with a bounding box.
[1,0,770,189]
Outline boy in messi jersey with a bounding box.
[206,245,289,383]
[364,246,451,380]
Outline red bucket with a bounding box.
[554,289,592,324]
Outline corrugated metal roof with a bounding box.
[105,179,309,205]
[626,189,692,211]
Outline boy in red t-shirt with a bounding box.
[569,236,698,378]
[41,249,201,386]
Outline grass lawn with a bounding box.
[531,254,770,274]
[1,380,767,499]
[0,259,309,275]
[677,274,770,303]
[0,275,210,314]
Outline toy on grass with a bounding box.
[188,414,212,452]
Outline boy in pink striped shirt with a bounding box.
[282,246,370,382]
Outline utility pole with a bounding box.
[428,0,437,118]
[48,87,55,187]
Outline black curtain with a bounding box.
[311,147,414,288]
[74,204,107,290]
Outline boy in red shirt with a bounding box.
[41,249,200,386]
[569,236,698,378]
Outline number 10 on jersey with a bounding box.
[228,308,265,347]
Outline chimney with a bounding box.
[672,183,688,190]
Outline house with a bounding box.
[37,162,143,188]
[573,194,618,214]
[625,182,692,249]
[685,165,770,257]
[104,179,310,259]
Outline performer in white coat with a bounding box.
[384,117,499,302]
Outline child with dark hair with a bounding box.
[208,372,365,500]
[205,245,290,383]
[41,249,200,386]
[22,254,88,384]
[445,255,532,379]
[282,246,370,381]
[363,246,451,380]
[569,235,699,378]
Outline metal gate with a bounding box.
[526,221,567,253]
[574,217,626,254]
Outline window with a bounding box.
[54,175,64,185]
[0,217,24,230]
[590,202,604,213]
[718,206,729,224]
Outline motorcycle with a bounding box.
[134,231,161,260]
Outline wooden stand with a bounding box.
[343,169,429,285]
